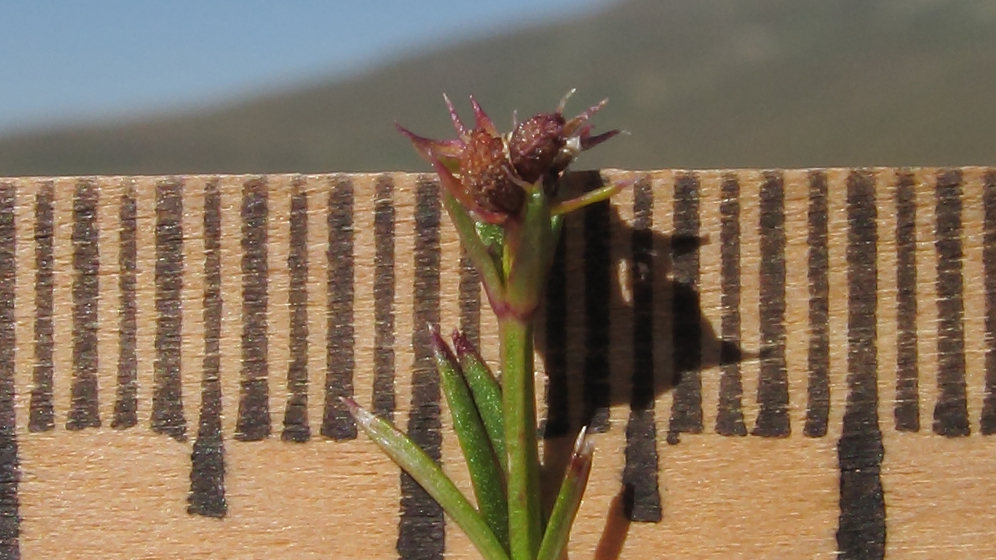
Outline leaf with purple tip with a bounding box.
[453,329,506,470]
[536,427,595,560]
[343,397,510,560]
[432,326,509,549]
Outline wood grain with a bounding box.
[0,168,993,559]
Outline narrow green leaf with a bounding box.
[343,397,510,560]
[443,190,506,302]
[431,326,509,549]
[452,329,506,471]
[536,427,595,560]
[549,176,637,217]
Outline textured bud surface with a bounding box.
[508,113,566,184]
[460,128,524,216]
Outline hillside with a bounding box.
[1,0,994,176]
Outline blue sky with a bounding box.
[0,0,607,134]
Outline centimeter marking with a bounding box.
[0,168,993,559]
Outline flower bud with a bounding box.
[508,113,566,184]
[460,128,525,216]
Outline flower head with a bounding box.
[397,91,619,224]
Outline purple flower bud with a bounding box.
[508,112,566,184]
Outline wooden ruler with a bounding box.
[0,168,993,559]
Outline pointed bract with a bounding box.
[443,93,471,141]
[556,88,577,114]
[395,122,463,172]
[580,128,621,151]
[470,95,500,136]
[563,98,608,137]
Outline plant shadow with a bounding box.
[528,171,749,555]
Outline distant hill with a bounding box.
[1,0,994,177]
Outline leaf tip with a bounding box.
[570,426,595,475]
[429,324,458,363]
[340,396,372,424]
[451,329,473,358]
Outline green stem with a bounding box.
[501,317,543,560]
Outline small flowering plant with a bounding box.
[345,91,626,560]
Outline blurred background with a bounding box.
[0,0,993,177]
